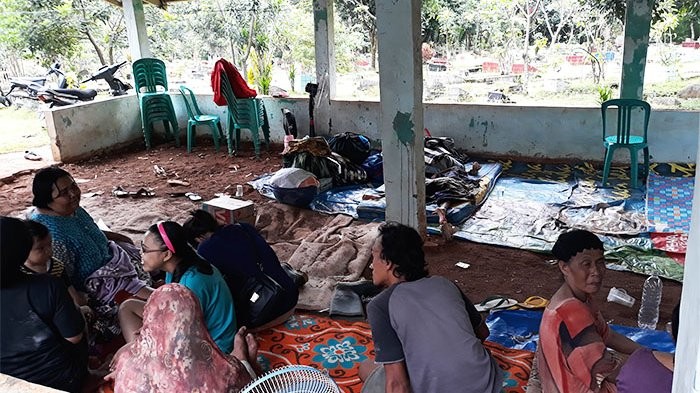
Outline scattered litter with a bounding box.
[245,173,253,178]
[168,192,187,198]
[137,156,149,160]
[82,191,103,198]
[185,192,202,201]
[23,151,42,161]
[545,259,558,265]
[75,178,91,184]
[228,165,239,171]
[153,165,167,177]
[197,153,206,159]
[131,188,156,198]
[167,179,190,187]
[455,261,471,269]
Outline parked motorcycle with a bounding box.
[2,61,130,107]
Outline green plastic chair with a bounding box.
[132,58,179,149]
[179,85,224,153]
[219,72,270,157]
[601,98,651,189]
[140,94,179,149]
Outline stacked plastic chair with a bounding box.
[219,72,270,157]
[132,58,179,149]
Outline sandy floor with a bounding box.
[0,137,682,328]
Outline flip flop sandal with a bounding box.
[24,150,42,161]
[517,296,550,309]
[168,192,188,197]
[130,188,155,198]
[112,186,130,198]
[185,192,202,201]
[474,295,519,312]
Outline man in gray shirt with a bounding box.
[360,222,503,393]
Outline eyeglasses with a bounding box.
[140,241,167,254]
[53,180,79,199]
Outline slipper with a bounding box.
[130,188,155,198]
[185,192,202,201]
[167,179,190,187]
[474,295,519,312]
[168,192,188,198]
[112,186,130,198]
[517,296,550,309]
[24,150,42,161]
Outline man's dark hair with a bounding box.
[32,166,72,208]
[551,230,604,263]
[377,221,428,281]
[1,217,34,288]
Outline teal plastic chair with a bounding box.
[132,58,179,148]
[178,85,224,153]
[601,98,651,189]
[219,72,270,157]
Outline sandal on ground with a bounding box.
[168,191,188,197]
[185,192,202,201]
[130,188,155,198]
[517,295,549,309]
[112,186,130,198]
[474,295,519,312]
[24,150,42,161]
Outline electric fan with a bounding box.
[241,365,342,393]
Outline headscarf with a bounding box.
[111,284,251,393]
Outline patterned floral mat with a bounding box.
[256,313,534,393]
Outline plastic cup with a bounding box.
[607,287,636,307]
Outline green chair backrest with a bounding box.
[220,72,260,127]
[178,85,202,119]
[132,58,169,95]
[601,98,651,144]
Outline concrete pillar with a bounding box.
[620,0,655,99]
[122,0,152,60]
[672,117,700,393]
[313,0,336,134]
[376,0,426,234]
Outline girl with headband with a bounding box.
[118,221,237,354]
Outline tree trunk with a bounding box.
[690,23,695,40]
[239,14,257,77]
[84,29,107,66]
[370,30,377,69]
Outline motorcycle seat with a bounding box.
[52,88,98,100]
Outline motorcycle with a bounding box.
[2,61,130,107]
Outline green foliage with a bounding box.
[596,85,614,104]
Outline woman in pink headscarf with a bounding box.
[106,284,258,393]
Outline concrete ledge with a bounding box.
[44,94,700,163]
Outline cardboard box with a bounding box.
[202,196,255,225]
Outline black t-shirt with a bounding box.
[0,274,87,392]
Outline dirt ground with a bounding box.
[0,138,682,329]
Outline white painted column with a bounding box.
[122,0,152,60]
[376,0,426,234]
[673,116,700,392]
[312,0,336,134]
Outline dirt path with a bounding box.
[0,138,682,328]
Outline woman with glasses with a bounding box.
[119,221,237,354]
[30,167,151,338]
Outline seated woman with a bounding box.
[183,209,299,330]
[119,221,237,353]
[30,167,150,334]
[107,284,258,392]
[616,302,680,393]
[537,230,641,393]
[0,216,87,392]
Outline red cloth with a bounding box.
[211,58,256,106]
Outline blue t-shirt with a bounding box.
[31,207,111,290]
[166,265,236,353]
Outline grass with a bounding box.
[0,106,49,154]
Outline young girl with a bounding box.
[22,220,89,311]
[118,221,237,353]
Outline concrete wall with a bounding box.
[332,100,700,163]
[46,94,699,163]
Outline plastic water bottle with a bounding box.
[637,275,663,329]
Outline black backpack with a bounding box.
[328,132,371,165]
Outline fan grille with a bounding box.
[241,365,341,393]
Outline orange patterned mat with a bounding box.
[256,313,534,393]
